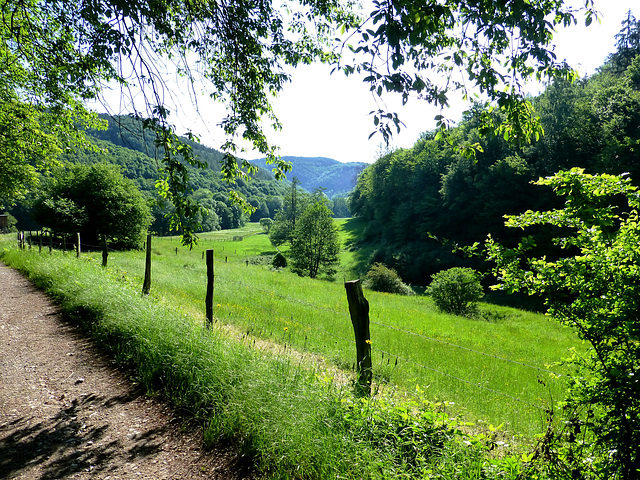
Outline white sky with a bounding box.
[98,0,638,165]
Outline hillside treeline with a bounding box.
[9,115,352,236]
[65,114,289,235]
[349,13,640,284]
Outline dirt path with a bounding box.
[0,263,245,480]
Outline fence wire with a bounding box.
[18,236,562,416]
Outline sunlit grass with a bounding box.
[56,223,585,438]
[2,236,537,479]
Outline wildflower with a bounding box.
[365,339,372,345]
[284,327,289,331]
[216,304,222,307]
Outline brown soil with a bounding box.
[0,263,249,480]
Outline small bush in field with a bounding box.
[363,263,414,295]
[427,267,483,317]
[272,252,287,268]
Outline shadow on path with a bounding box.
[0,391,170,479]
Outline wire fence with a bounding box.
[209,271,564,422]
[17,233,566,431]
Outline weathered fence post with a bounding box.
[48,231,53,254]
[205,249,214,328]
[75,232,81,257]
[101,234,109,267]
[345,279,372,397]
[142,234,152,295]
[62,235,66,253]
[38,231,42,253]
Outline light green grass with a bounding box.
[2,235,542,479]
[66,223,583,438]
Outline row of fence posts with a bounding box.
[18,231,113,267]
[197,248,372,396]
[18,231,374,397]
[18,231,82,258]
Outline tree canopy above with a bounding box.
[1,0,598,241]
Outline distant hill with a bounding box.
[250,156,368,199]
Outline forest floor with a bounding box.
[0,263,251,480]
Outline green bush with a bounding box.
[272,252,287,268]
[427,267,483,317]
[363,263,414,295]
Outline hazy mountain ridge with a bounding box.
[250,156,368,199]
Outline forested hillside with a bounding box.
[250,156,368,199]
[10,114,291,235]
[349,13,640,284]
[8,115,360,235]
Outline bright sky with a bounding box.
[101,0,638,165]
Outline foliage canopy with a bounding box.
[290,201,340,278]
[1,0,598,243]
[486,169,640,478]
[33,163,152,249]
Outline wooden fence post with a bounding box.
[48,231,53,254]
[345,279,372,397]
[38,231,42,253]
[205,249,214,328]
[142,234,152,295]
[101,234,109,267]
[75,232,81,257]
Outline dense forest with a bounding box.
[349,12,640,284]
[8,115,355,235]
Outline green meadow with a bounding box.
[0,223,587,478]
[19,220,581,438]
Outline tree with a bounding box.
[259,218,274,233]
[331,197,351,218]
[609,10,640,73]
[2,0,597,245]
[290,202,340,279]
[0,99,63,209]
[268,178,309,247]
[485,169,640,479]
[33,163,152,249]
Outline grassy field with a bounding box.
[0,224,586,478]
[23,220,582,438]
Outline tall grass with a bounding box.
[1,239,536,479]
[55,224,583,438]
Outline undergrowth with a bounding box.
[1,244,546,479]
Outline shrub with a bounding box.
[427,267,483,317]
[272,252,287,268]
[363,263,414,295]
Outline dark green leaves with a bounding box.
[485,169,640,478]
[339,0,590,147]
